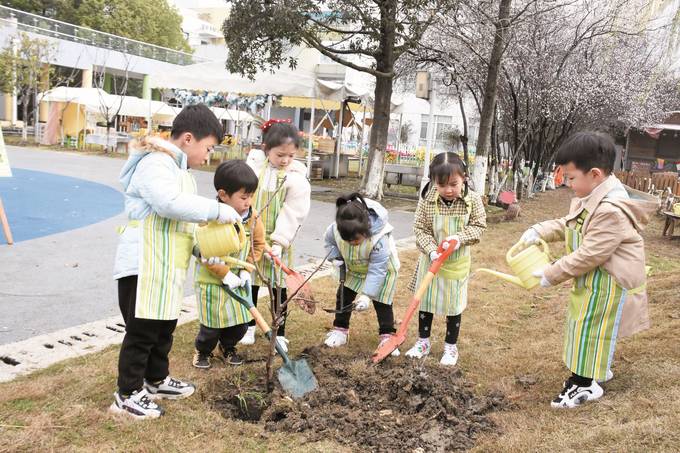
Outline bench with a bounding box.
[662,211,680,239]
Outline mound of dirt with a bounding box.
[208,346,505,452]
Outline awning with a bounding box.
[279,96,368,112]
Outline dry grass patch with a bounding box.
[0,188,678,452]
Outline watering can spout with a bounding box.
[476,268,526,288]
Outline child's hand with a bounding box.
[520,227,541,245]
[222,271,241,289]
[201,256,229,279]
[217,203,240,224]
[354,294,371,311]
[532,268,552,287]
[267,244,283,260]
[238,269,252,287]
[429,250,441,262]
[443,235,461,251]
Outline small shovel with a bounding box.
[266,248,316,314]
[372,238,459,364]
[322,261,356,314]
[223,285,318,399]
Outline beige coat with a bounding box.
[533,175,658,337]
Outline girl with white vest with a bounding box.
[323,193,401,355]
[110,105,240,420]
[242,120,311,352]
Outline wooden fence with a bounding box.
[615,171,680,196]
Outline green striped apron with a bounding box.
[333,226,399,304]
[194,220,253,328]
[415,197,472,316]
[134,171,196,320]
[562,210,628,380]
[253,161,292,287]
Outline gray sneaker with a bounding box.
[109,389,164,419]
[144,376,196,400]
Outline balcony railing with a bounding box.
[0,5,204,66]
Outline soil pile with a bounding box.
[208,346,505,452]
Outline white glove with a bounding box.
[520,227,541,245]
[442,235,462,251]
[532,268,552,288]
[238,269,252,287]
[354,294,371,311]
[429,250,441,262]
[216,202,240,224]
[222,271,241,289]
[201,256,225,265]
[267,244,283,260]
[332,259,345,267]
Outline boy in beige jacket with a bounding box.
[520,132,657,409]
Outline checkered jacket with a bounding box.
[413,186,487,256]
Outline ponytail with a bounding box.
[335,192,371,241]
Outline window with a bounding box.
[420,115,455,151]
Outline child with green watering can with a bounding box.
[192,160,266,370]
[405,152,487,366]
[111,105,242,419]
[520,132,657,409]
[323,193,401,354]
[243,120,311,352]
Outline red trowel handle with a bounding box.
[266,245,294,276]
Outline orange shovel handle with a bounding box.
[395,238,458,337]
[266,245,295,276]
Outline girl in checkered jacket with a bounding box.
[405,152,487,366]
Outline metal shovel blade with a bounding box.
[223,285,318,398]
[277,358,318,399]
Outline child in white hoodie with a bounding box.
[110,104,240,419]
[241,120,311,352]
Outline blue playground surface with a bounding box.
[0,168,123,243]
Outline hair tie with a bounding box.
[261,118,292,133]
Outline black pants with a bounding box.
[418,311,462,344]
[117,276,177,396]
[248,285,287,336]
[195,324,247,354]
[333,285,396,335]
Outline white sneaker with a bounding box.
[440,343,458,366]
[239,326,256,345]
[550,378,604,409]
[144,376,195,400]
[109,389,164,419]
[324,328,349,348]
[405,338,431,359]
[276,336,289,354]
[597,369,614,383]
[378,334,400,357]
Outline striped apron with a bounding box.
[194,221,253,328]
[253,162,291,287]
[134,171,196,320]
[333,225,400,304]
[562,210,643,380]
[415,197,471,316]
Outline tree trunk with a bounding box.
[458,92,469,167]
[361,74,393,200]
[471,0,513,196]
[21,95,28,143]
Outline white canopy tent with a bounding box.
[149,60,372,177]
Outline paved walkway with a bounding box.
[0,146,415,345]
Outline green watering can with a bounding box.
[477,239,552,290]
